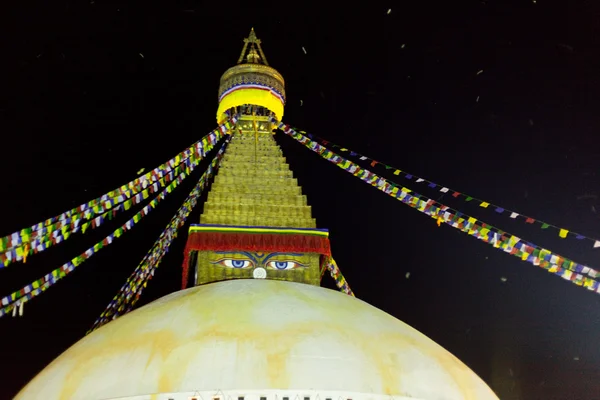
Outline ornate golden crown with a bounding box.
[215,28,287,122]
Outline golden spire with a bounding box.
[237,27,269,66]
[217,27,285,122]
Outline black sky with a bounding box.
[2,1,600,399]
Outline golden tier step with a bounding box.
[200,214,317,228]
[225,149,282,157]
[222,154,287,164]
[207,192,308,206]
[209,183,303,195]
[203,203,312,218]
[220,162,290,172]
[217,168,293,178]
[213,176,298,186]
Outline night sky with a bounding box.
[2,1,600,399]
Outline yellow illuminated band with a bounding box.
[217,87,284,123]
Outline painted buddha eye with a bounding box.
[266,261,303,270]
[213,259,254,269]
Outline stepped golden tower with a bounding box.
[181,28,325,289]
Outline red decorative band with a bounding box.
[181,231,331,288]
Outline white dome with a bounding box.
[16,280,498,400]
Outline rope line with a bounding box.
[0,117,239,259]
[326,257,354,296]
[1,152,201,269]
[287,127,600,249]
[0,127,236,318]
[88,136,231,332]
[279,122,600,296]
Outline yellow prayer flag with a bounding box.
[393,169,401,175]
[559,229,569,238]
[468,217,477,225]
[340,148,348,151]
[480,202,490,208]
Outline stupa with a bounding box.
[15,29,499,400]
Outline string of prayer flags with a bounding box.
[0,119,233,254]
[325,257,354,296]
[279,122,600,296]
[0,115,239,259]
[94,143,229,330]
[0,135,231,318]
[284,125,600,249]
[0,150,208,269]
[88,138,230,331]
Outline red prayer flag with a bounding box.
[525,217,535,224]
